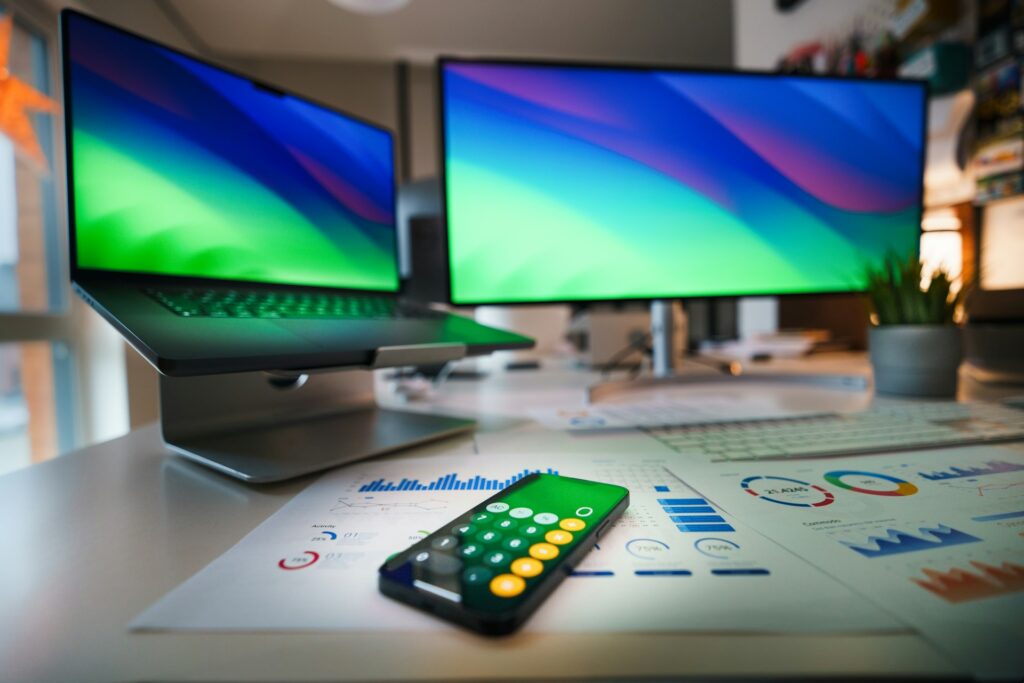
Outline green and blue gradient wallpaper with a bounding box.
[67,14,398,291]
[442,62,925,304]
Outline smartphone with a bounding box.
[378,473,629,635]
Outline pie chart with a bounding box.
[740,475,835,507]
[823,470,918,496]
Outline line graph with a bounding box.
[839,523,981,558]
[911,560,1024,603]
[331,499,450,514]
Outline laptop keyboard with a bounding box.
[146,287,418,320]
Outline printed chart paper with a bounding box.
[132,453,900,634]
[532,396,823,431]
[667,446,1024,678]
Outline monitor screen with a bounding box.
[64,12,399,292]
[441,60,926,305]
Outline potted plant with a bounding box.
[863,251,966,398]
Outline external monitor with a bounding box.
[439,59,927,305]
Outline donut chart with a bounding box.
[823,470,919,497]
[278,551,320,570]
[740,475,835,508]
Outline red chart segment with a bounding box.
[740,475,835,508]
[911,560,1024,603]
[278,551,320,570]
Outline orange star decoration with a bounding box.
[0,13,59,173]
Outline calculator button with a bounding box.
[463,566,493,585]
[576,507,594,518]
[529,543,559,560]
[560,518,586,532]
[477,530,502,544]
[509,507,533,519]
[502,537,527,552]
[511,557,544,578]
[545,529,573,545]
[533,512,559,525]
[521,524,543,537]
[472,512,491,522]
[422,552,461,575]
[486,502,510,513]
[496,519,517,531]
[484,550,510,567]
[451,523,474,536]
[490,573,525,598]
[459,543,483,559]
[413,551,431,563]
[431,535,457,551]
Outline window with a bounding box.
[0,3,80,474]
[1,4,64,314]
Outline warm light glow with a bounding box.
[921,207,961,232]
[920,230,962,289]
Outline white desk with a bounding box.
[1,355,1012,682]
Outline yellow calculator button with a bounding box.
[490,573,526,598]
[559,518,586,531]
[511,557,544,578]
[545,529,573,545]
[529,542,559,560]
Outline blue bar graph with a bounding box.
[570,570,615,577]
[635,569,693,576]
[656,493,736,533]
[671,515,728,524]
[677,523,735,532]
[357,467,559,493]
[711,568,770,576]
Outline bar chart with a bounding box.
[655,487,735,533]
[357,467,560,492]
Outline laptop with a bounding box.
[60,10,531,377]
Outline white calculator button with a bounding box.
[486,502,510,513]
[534,512,559,525]
[509,507,533,519]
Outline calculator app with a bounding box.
[380,474,628,613]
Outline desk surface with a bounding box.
[1,355,1014,682]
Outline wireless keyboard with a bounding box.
[645,400,1024,462]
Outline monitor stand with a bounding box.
[160,347,474,483]
[587,300,868,403]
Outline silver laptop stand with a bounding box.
[160,344,473,483]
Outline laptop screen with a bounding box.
[63,12,399,293]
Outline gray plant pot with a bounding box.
[869,325,962,398]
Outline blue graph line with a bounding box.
[972,510,1024,523]
[840,523,981,558]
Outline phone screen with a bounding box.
[379,474,628,628]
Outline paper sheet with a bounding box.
[132,452,900,634]
[531,396,824,431]
[666,446,1024,678]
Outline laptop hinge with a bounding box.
[372,342,466,368]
